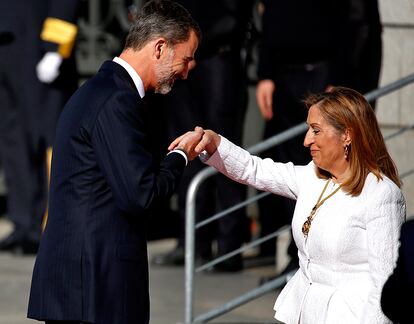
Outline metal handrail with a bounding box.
[185,72,414,323]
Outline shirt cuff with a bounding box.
[168,149,188,166]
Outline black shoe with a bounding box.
[16,239,39,255]
[151,246,185,266]
[0,230,23,252]
[0,195,7,217]
[0,230,39,255]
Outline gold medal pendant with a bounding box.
[302,218,312,236]
[302,180,341,237]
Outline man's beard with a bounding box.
[154,50,175,95]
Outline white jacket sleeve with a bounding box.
[200,135,307,200]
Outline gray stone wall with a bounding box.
[378,0,414,217]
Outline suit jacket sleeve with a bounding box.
[91,90,186,214]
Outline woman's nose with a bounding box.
[303,129,312,147]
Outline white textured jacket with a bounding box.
[201,136,406,324]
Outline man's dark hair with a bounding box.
[124,0,201,50]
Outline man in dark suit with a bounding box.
[381,218,414,324]
[27,1,201,323]
[0,0,80,254]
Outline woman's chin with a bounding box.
[312,159,323,169]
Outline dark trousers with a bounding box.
[258,61,332,260]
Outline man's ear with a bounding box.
[154,38,167,59]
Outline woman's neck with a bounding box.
[327,158,351,184]
[330,166,351,184]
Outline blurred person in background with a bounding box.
[0,0,80,254]
[150,0,254,272]
[253,0,383,276]
[253,0,341,274]
[332,0,382,108]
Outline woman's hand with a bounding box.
[197,129,221,155]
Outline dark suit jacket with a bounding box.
[381,219,414,324]
[27,61,186,324]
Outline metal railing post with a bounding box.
[185,167,216,323]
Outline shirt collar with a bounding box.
[113,56,145,98]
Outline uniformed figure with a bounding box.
[0,0,80,254]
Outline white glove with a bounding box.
[36,52,63,83]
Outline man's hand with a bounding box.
[36,52,63,83]
[169,126,204,161]
[256,79,275,120]
[169,128,221,158]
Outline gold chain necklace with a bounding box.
[302,179,341,237]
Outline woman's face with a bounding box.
[304,105,348,173]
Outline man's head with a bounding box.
[122,0,201,93]
[124,0,201,52]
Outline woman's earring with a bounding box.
[344,144,350,160]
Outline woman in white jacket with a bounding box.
[171,87,406,323]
